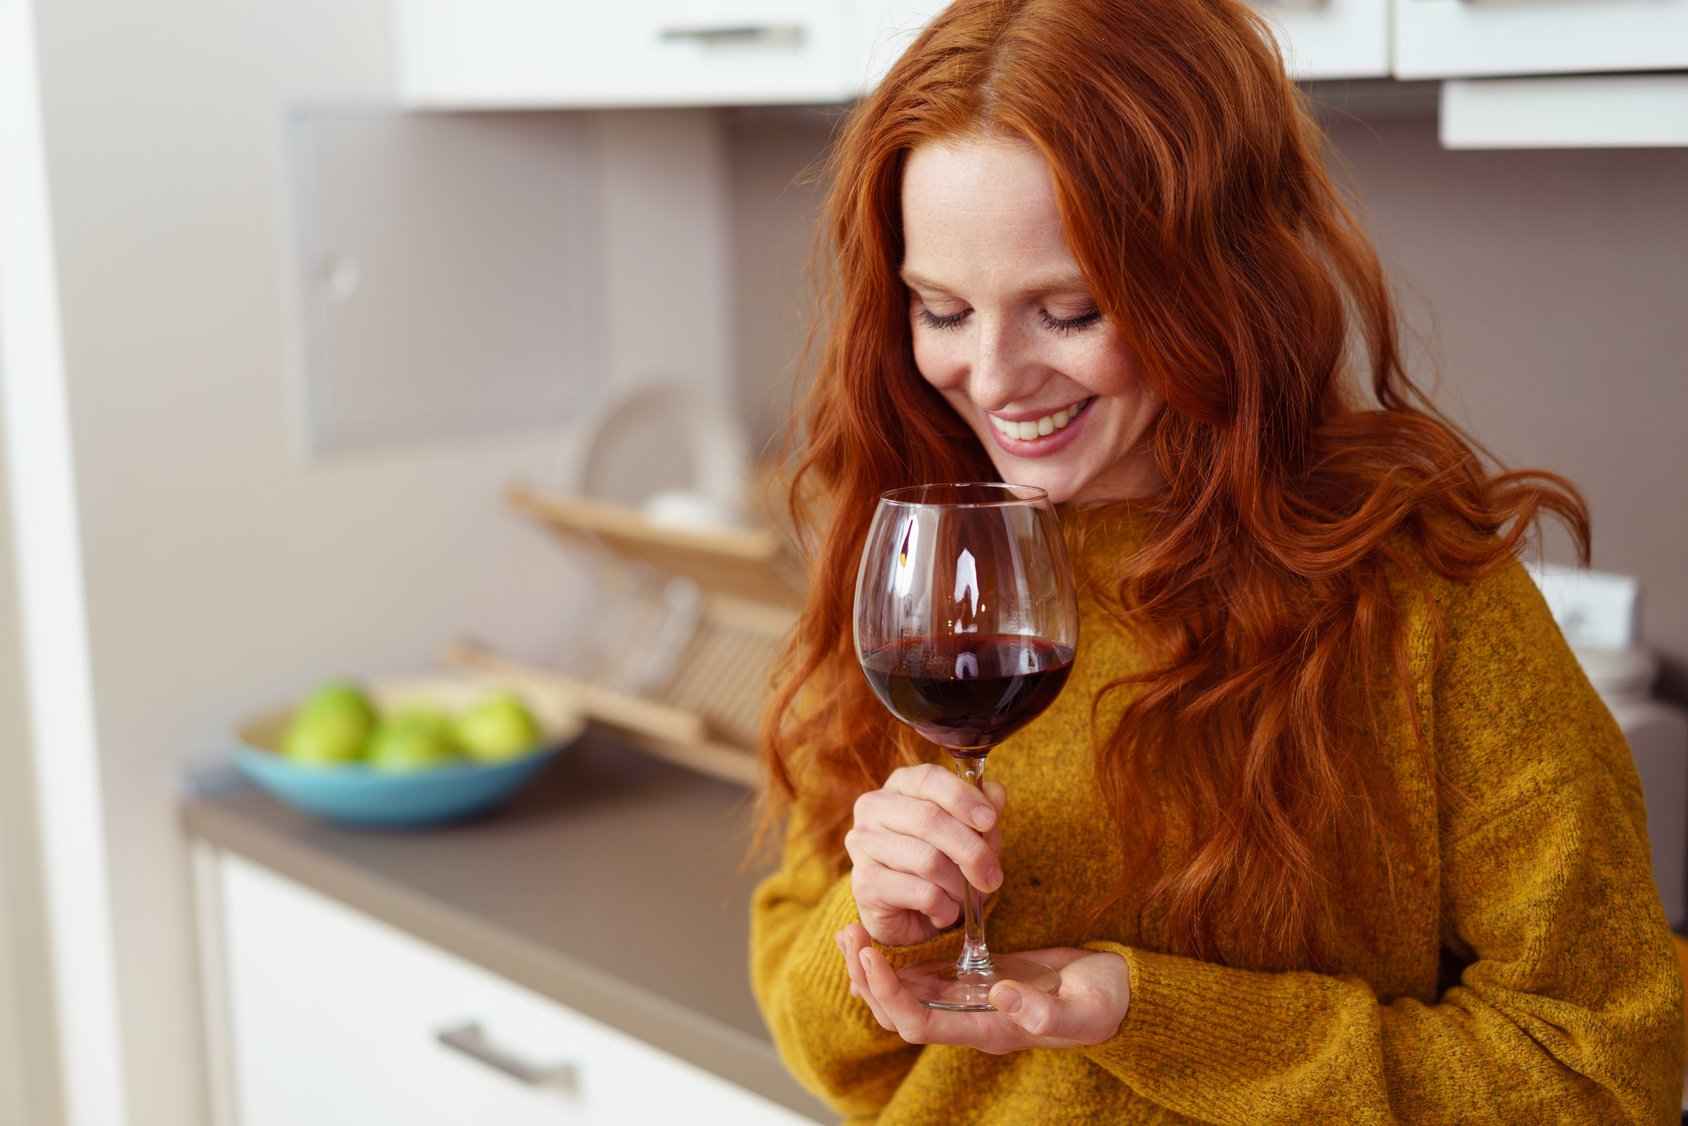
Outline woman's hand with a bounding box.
[836,924,1131,1053]
[845,763,1007,947]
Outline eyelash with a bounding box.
[913,307,1103,335]
[916,308,969,331]
[1041,309,1102,335]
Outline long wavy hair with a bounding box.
[756,0,1587,969]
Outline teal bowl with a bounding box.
[234,677,585,829]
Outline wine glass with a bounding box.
[853,483,1080,1011]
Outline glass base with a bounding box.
[897,954,1060,1012]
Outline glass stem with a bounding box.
[950,752,993,975]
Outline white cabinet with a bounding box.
[1252,0,1390,80]
[1440,73,1688,149]
[394,0,1396,108]
[1395,0,1688,79]
[395,0,855,108]
[854,1,1394,87]
[205,852,810,1126]
[849,0,947,92]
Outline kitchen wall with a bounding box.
[1330,114,1688,702]
[724,103,1688,706]
[17,3,734,1124]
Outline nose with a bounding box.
[967,316,1037,413]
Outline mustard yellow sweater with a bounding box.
[751,523,1685,1124]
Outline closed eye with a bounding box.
[916,307,970,331]
[1041,309,1102,335]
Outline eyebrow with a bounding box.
[898,267,1093,299]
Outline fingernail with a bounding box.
[987,865,1003,889]
[972,807,995,830]
[994,986,1024,1014]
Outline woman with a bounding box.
[750,0,1684,1121]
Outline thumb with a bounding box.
[989,980,1062,1038]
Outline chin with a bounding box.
[982,460,1084,505]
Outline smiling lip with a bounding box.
[983,397,1094,458]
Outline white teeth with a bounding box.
[990,399,1089,443]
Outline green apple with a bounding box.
[454,692,541,763]
[368,708,462,773]
[282,681,377,765]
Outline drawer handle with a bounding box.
[435,1022,578,1092]
[658,24,807,49]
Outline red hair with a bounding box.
[757,0,1587,969]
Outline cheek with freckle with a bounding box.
[911,343,954,393]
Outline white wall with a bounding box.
[22,2,734,1123]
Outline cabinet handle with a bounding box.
[435,1022,578,1092]
[658,24,807,49]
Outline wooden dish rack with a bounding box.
[448,484,803,787]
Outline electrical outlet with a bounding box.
[1526,563,1640,650]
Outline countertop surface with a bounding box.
[181,733,830,1122]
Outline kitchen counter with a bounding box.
[180,732,830,1123]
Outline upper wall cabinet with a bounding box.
[394,0,855,108]
[1253,0,1390,80]
[1394,0,1688,79]
[393,0,1395,109]
[853,1,1392,87]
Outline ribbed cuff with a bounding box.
[1077,943,1386,1124]
[1086,944,1268,1083]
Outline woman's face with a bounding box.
[900,135,1162,505]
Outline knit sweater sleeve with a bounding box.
[750,795,969,1117]
[1077,561,1685,1123]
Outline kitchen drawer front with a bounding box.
[395,0,854,108]
[1394,0,1688,79]
[217,853,811,1126]
[1252,0,1390,80]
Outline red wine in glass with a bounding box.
[859,634,1074,753]
[854,483,1080,1011]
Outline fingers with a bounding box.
[842,940,1128,1054]
[836,926,892,1030]
[854,944,1014,1052]
[850,814,995,898]
[856,943,925,1039]
[988,980,1058,1038]
[884,763,999,833]
[844,764,1009,947]
[851,861,961,931]
[851,787,1001,893]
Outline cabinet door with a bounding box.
[216,854,812,1126]
[1395,0,1688,79]
[396,0,854,108]
[849,0,1389,98]
[1250,0,1390,80]
[849,0,948,94]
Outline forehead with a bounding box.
[900,136,1078,276]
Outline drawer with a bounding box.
[395,0,854,109]
[216,854,810,1125]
